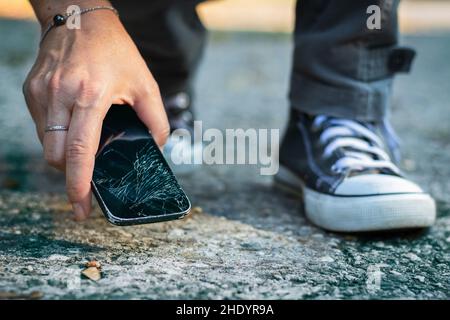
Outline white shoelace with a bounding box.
[312,116,401,175]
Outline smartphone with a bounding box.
[91,105,191,226]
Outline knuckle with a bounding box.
[76,81,106,109]
[66,139,91,160]
[47,72,63,92]
[80,80,104,99]
[66,181,86,199]
[44,151,64,169]
[156,124,170,145]
[148,80,161,95]
[48,71,82,95]
[24,78,42,98]
[161,124,171,139]
[141,79,160,100]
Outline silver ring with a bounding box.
[45,125,69,132]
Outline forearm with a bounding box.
[29,0,112,26]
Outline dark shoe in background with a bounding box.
[163,92,202,174]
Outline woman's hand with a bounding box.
[23,5,170,221]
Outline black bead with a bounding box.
[53,14,66,26]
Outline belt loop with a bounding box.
[387,47,416,73]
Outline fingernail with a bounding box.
[72,203,86,221]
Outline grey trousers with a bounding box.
[112,0,415,122]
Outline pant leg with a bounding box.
[290,0,415,121]
[111,0,207,97]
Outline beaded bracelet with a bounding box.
[40,6,119,46]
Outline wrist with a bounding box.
[31,0,113,27]
[38,3,120,46]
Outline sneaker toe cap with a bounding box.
[334,174,424,196]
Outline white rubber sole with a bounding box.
[275,166,436,232]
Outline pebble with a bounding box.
[404,253,422,262]
[167,228,185,240]
[47,254,71,262]
[240,241,264,251]
[81,267,101,282]
[415,275,425,283]
[192,207,203,214]
[319,256,334,263]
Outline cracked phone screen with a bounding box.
[92,105,190,223]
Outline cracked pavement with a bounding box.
[0,20,449,299]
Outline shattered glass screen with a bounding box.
[92,106,190,221]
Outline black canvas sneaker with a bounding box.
[162,92,202,173]
[276,111,436,232]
